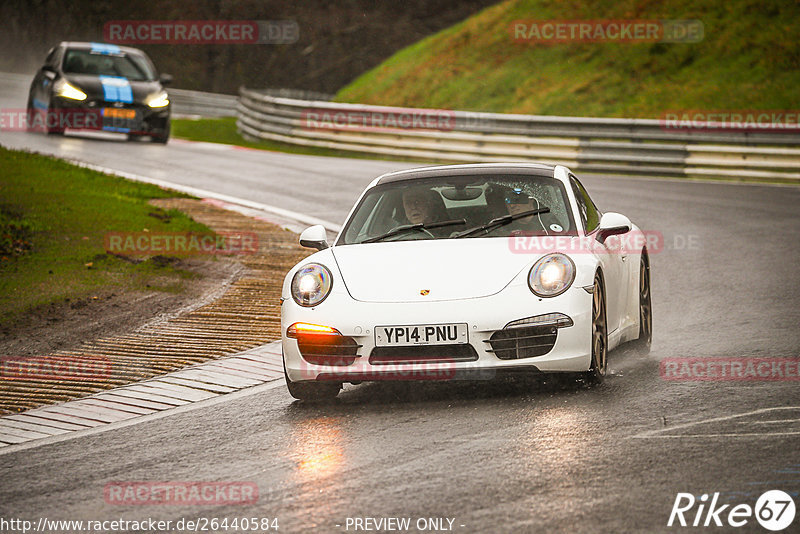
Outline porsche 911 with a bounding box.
[281,163,652,400]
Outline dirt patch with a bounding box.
[0,258,243,358]
[0,198,311,414]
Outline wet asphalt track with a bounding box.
[1,73,800,533]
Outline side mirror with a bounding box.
[596,212,631,243]
[159,73,173,86]
[42,66,56,79]
[299,225,329,251]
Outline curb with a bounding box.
[0,342,284,452]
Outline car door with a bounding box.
[569,174,627,335]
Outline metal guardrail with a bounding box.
[171,87,333,118]
[169,88,237,117]
[236,87,800,183]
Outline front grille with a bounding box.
[297,334,360,366]
[486,325,557,360]
[369,344,478,365]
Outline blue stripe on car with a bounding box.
[99,76,133,103]
[90,43,121,55]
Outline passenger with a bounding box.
[486,184,549,234]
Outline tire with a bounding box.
[150,120,170,144]
[582,272,608,385]
[45,105,64,135]
[630,252,652,355]
[25,98,36,132]
[283,359,341,402]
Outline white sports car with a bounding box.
[281,163,652,400]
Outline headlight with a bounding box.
[291,263,333,307]
[528,253,575,297]
[146,91,169,108]
[55,79,87,101]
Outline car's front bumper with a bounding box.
[281,284,593,383]
[48,96,170,136]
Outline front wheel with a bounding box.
[26,98,36,132]
[45,105,65,135]
[581,272,608,385]
[284,360,341,402]
[150,120,170,144]
[630,253,652,355]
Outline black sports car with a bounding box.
[27,42,172,143]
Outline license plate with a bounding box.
[375,323,468,347]
[103,108,136,119]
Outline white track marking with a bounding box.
[632,406,800,439]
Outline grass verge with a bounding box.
[335,0,799,117]
[0,146,213,325]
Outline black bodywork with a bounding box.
[27,42,172,143]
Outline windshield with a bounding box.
[338,174,576,245]
[62,49,156,81]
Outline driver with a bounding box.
[402,188,446,225]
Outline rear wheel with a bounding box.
[283,359,341,402]
[630,253,652,354]
[582,272,608,385]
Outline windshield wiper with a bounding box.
[363,218,467,243]
[453,208,551,238]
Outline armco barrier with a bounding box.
[171,88,332,117]
[169,88,237,117]
[236,86,800,183]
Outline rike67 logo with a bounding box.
[668,490,796,531]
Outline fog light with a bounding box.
[505,313,573,329]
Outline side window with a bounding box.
[569,177,588,232]
[569,175,601,233]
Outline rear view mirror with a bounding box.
[440,186,483,201]
[159,73,173,86]
[299,225,329,251]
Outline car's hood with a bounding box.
[64,74,163,104]
[331,238,547,303]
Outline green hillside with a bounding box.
[335,0,799,117]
